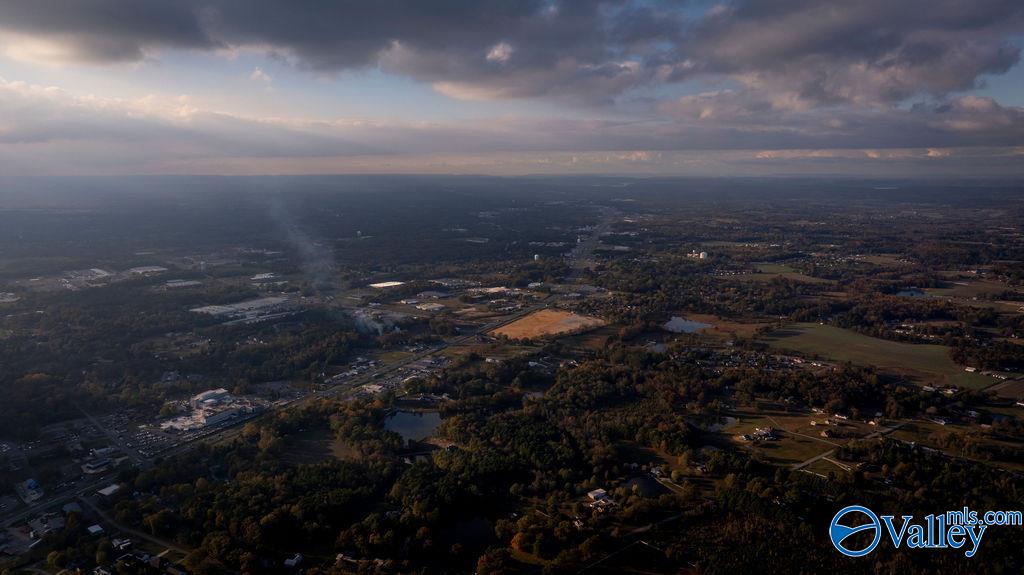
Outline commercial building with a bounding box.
[191,388,230,409]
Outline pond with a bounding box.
[384,410,442,442]
[663,316,713,333]
[896,288,929,298]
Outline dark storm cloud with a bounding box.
[0,0,217,62]
[1,0,1020,105]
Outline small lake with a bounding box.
[663,316,713,333]
[384,410,442,442]
[896,289,929,298]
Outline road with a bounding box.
[791,420,907,471]
[77,495,190,557]
[2,475,112,528]
[566,206,617,281]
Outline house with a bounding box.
[284,553,303,568]
[587,488,608,501]
[87,524,105,536]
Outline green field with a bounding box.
[732,263,831,284]
[925,279,1016,299]
[755,263,797,274]
[762,323,992,389]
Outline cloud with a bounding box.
[683,0,1023,106]
[0,0,217,64]
[0,2,1022,175]
[486,41,513,64]
[1,75,1021,176]
[0,1,1019,109]
[249,67,271,83]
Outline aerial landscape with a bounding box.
[0,2,1023,575]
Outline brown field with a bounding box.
[492,309,605,339]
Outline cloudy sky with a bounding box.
[0,0,1022,176]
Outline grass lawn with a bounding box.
[762,323,992,389]
[718,408,836,466]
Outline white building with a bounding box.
[191,388,230,409]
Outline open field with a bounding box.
[925,279,1018,299]
[441,342,539,360]
[282,428,355,464]
[988,379,1024,400]
[492,309,605,339]
[375,350,413,363]
[560,324,617,350]
[762,323,992,389]
[856,254,909,267]
[732,263,831,284]
[755,263,797,273]
[718,410,834,466]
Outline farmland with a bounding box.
[762,323,993,389]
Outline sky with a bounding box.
[0,0,1022,177]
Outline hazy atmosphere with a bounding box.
[2,4,1024,575]
[0,0,1022,176]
